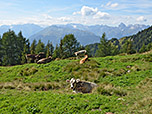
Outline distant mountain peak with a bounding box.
[119,23,126,28]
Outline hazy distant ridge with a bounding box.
[0,23,149,45]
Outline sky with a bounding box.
[0,0,152,26]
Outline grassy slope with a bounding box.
[0,53,152,114]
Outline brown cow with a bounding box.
[80,55,88,64]
[37,56,52,64]
[26,54,37,63]
[35,52,46,62]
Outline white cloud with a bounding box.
[57,17,71,22]
[73,6,110,19]
[93,11,110,19]
[42,14,53,20]
[106,2,119,8]
[73,6,98,16]
[136,16,147,22]
[110,3,119,8]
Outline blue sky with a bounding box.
[0,0,152,26]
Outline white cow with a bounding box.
[74,50,87,56]
[67,78,97,93]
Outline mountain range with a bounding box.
[0,23,150,46]
[58,23,149,39]
[0,24,43,38]
[29,25,100,45]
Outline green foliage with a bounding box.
[146,43,152,51]
[139,44,147,53]
[35,39,45,54]
[46,40,54,57]
[52,44,60,59]
[121,40,136,54]
[30,39,37,54]
[85,43,99,57]
[86,26,152,56]
[21,44,27,64]
[1,30,29,65]
[120,26,152,52]
[96,33,112,57]
[62,34,80,58]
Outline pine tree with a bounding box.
[111,45,119,56]
[1,30,18,65]
[95,33,111,57]
[35,39,45,54]
[46,41,54,57]
[147,43,152,51]
[52,44,60,59]
[46,41,50,57]
[62,34,80,58]
[0,36,2,65]
[30,39,37,54]
[59,39,63,58]
[126,41,136,54]
[21,44,27,64]
[121,40,136,54]
[1,30,30,65]
[50,42,54,56]
[139,44,146,53]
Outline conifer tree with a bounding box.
[95,33,111,57]
[21,44,27,64]
[35,39,45,54]
[139,44,146,53]
[1,30,30,65]
[59,39,63,58]
[46,40,54,57]
[50,42,54,56]
[147,43,152,51]
[121,40,136,54]
[2,30,18,65]
[62,34,80,58]
[0,36,2,65]
[30,39,37,54]
[52,44,60,59]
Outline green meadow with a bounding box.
[0,53,152,114]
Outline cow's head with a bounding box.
[66,78,80,90]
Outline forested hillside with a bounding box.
[120,26,152,52]
[86,26,152,56]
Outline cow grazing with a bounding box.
[67,78,97,93]
[75,50,87,56]
[37,56,52,64]
[35,52,46,62]
[26,54,36,59]
[26,54,37,63]
[80,55,88,64]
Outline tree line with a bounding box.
[1,28,152,66]
[0,30,84,66]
